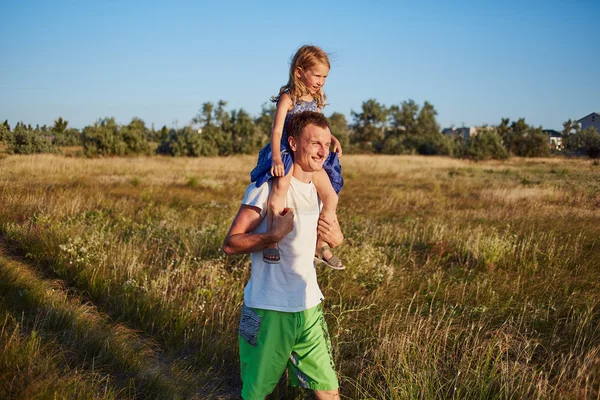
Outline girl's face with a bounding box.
[296,63,329,94]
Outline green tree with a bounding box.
[564,126,600,158]
[158,126,169,141]
[0,120,10,142]
[120,117,150,155]
[382,100,448,155]
[328,112,350,153]
[350,99,389,152]
[192,102,215,127]
[496,117,510,148]
[465,127,509,160]
[200,125,227,156]
[190,101,232,155]
[51,117,82,146]
[391,99,419,134]
[562,119,581,137]
[52,117,68,135]
[254,103,275,148]
[414,101,449,155]
[147,123,160,142]
[416,101,440,137]
[496,118,548,157]
[229,109,260,154]
[156,126,218,157]
[509,118,526,154]
[382,100,418,154]
[5,122,55,154]
[501,118,528,155]
[511,126,550,157]
[82,117,148,156]
[215,100,230,130]
[82,117,120,156]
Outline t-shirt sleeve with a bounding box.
[242,182,270,218]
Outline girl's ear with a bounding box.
[295,67,302,79]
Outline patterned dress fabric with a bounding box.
[250,98,343,194]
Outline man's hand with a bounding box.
[271,205,294,242]
[317,213,343,248]
[221,204,293,256]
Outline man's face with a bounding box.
[290,123,331,172]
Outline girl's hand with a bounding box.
[332,137,343,158]
[271,158,285,177]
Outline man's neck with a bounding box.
[292,162,314,184]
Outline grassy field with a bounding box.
[0,154,598,399]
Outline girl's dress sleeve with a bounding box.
[322,152,343,194]
[250,143,293,188]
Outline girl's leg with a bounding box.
[312,169,338,217]
[264,170,293,263]
[312,170,343,269]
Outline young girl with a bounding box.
[250,45,345,269]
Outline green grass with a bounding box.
[0,154,598,399]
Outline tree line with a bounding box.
[1,100,598,159]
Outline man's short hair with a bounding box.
[287,111,330,143]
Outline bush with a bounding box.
[49,117,81,147]
[0,122,10,143]
[511,127,550,157]
[82,117,149,156]
[564,127,600,158]
[156,126,217,157]
[53,128,81,147]
[465,128,508,161]
[381,133,454,156]
[4,123,55,154]
[381,136,410,155]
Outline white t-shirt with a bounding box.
[242,176,324,312]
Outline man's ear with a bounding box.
[288,135,297,151]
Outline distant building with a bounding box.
[543,129,563,150]
[442,126,478,140]
[577,112,600,133]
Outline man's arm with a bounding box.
[222,204,294,255]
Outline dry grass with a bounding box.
[0,154,599,399]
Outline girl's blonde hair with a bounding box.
[272,45,330,109]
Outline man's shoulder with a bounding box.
[242,181,271,214]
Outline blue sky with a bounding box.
[1,0,598,131]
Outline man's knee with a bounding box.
[314,389,340,400]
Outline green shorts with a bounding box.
[239,303,338,400]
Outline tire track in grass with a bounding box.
[0,247,210,399]
[0,230,243,399]
[1,307,119,399]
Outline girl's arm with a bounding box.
[330,133,343,158]
[270,93,294,177]
[317,105,342,157]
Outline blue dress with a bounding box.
[250,98,344,194]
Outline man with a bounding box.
[222,111,343,400]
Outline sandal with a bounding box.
[263,247,280,264]
[314,245,345,270]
